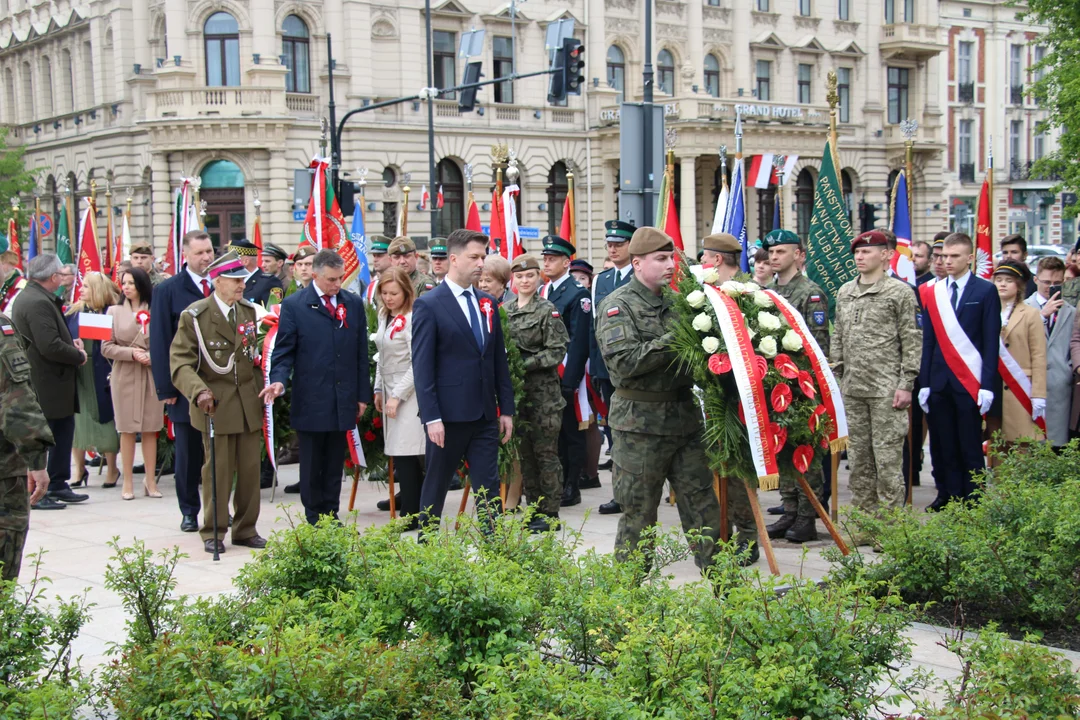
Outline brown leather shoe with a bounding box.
[204,539,225,554]
[232,534,267,549]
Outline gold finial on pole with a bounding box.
[401,171,411,236]
[125,186,134,217]
[773,154,788,230]
[901,118,919,230]
[826,70,839,150]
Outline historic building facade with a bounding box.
[0,0,1029,263]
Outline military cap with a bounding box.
[129,245,153,256]
[207,251,248,279]
[850,230,889,253]
[229,238,259,256]
[510,253,542,273]
[628,227,675,256]
[763,229,801,248]
[387,236,416,255]
[931,231,950,249]
[605,220,636,243]
[993,259,1030,282]
[430,238,448,258]
[541,235,576,257]
[569,258,594,276]
[263,243,288,262]
[702,232,741,253]
[370,235,391,254]
[292,245,317,262]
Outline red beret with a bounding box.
[851,231,889,253]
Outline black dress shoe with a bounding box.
[377,493,402,512]
[232,534,267,549]
[735,539,760,567]
[32,495,68,510]
[449,475,464,491]
[528,514,559,533]
[579,474,602,490]
[598,459,612,471]
[784,516,818,543]
[767,504,785,516]
[180,515,198,532]
[561,486,581,507]
[283,482,300,494]
[49,488,89,503]
[925,497,949,513]
[598,499,622,514]
[204,539,226,554]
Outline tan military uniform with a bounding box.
[170,296,263,543]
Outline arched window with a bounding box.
[435,159,464,237]
[200,159,246,250]
[40,57,54,116]
[704,54,720,97]
[547,162,569,236]
[795,169,815,242]
[205,12,241,87]
[20,62,34,122]
[282,15,310,93]
[606,45,625,99]
[657,49,675,94]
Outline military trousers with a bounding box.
[611,428,721,570]
[200,429,261,543]
[0,476,28,582]
[519,403,564,516]
[779,466,823,518]
[846,396,909,513]
[724,476,757,540]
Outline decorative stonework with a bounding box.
[658,22,683,39]
[604,0,637,12]
[704,28,732,44]
[607,17,639,36]
[794,16,820,31]
[751,10,779,27]
[833,19,859,34]
[702,6,732,24]
[371,6,399,39]
[656,0,685,19]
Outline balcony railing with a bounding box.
[958,82,974,103]
[148,87,286,118]
[1010,85,1024,105]
[285,93,318,115]
[1009,159,1062,182]
[959,163,976,183]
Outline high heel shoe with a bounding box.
[143,481,162,499]
[102,469,120,489]
[122,489,135,500]
[70,469,89,488]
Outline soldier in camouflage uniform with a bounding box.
[387,236,436,298]
[506,254,570,532]
[832,232,922,544]
[0,314,54,581]
[765,229,830,543]
[597,227,721,570]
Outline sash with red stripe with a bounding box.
[920,280,982,403]
[365,277,379,305]
[998,339,1046,432]
[260,305,282,472]
[557,354,592,429]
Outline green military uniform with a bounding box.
[170,253,265,548]
[0,314,54,581]
[596,228,722,570]
[1061,277,1080,308]
[505,255,569,517]
[387,236,435,297]
[284,246,317,299]
[832,233,922,519]
[765,229,830,532]
[410,269,436,298]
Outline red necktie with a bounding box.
[201,279,211,298]
[322,294,335,317]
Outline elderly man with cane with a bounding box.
[170,251,267,556]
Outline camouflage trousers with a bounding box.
[724,476,758,541]
[846,396,908,513]
[0,476,29,582]
[779,465,823,518]
[612,428,721,570]
[519,404,564,516]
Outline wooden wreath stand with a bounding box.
[346,459,397,518]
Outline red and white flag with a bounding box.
[974,179,993,279]
[747,154,799,189]
[347,426,367,468]
[502,184,523,264]
[420,185,430,211]
[72,199,103,304]
[78,312,113,341]
[437,184,445,209]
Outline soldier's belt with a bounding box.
[614,387,693,403]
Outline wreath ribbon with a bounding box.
[260,305,281,473]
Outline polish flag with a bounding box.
[420,185,429,211]
[747,155,799,189]
[437,184,445,209]
[78,312,113,341]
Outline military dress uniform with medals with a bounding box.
[170,252,267,554]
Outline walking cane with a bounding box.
[208,413,220,562]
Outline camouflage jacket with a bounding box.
[770,273,830,356]
[411,270,436,298]
[0,314,54,478]
[1061,277,1080,308]
[596,278,702,436]
[505,295,568,413]
[831,276,923,397]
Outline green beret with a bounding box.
[763,229,801,248]
[628,227,675,256]
[703,233,741,253]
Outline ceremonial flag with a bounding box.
[805,139,856,316]
[350,203,371,287]
[299,157,361,286]
[252,213,264,267]
[72,199,103,303]
[559,178,576,248]
[974,178,993,279]
[465,191,483,233]
[723,158,749,272]
[26,213,38,263]
[163,179,195,276]
[102,205,113,275]
[771,193,781,232]
[661,180,683,252]
[420,184,429,211]
[503,184,523,263]
[55,204,73,265]
[77,312,113,341]
[437,184,445,209]
[711,180,729,234]
[6,218,20,269]
[889,171,917,284]
[115,211,130,281]
[747,154,799,189]
[490,185,506,257]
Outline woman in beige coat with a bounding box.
[373,267,425,528]
[102,267,164,499]
[988,261,1046,451]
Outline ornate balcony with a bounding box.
[880,24,947,60]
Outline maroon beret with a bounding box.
[850,230,889,253]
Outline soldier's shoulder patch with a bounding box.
[1,324,13,336]
[809,294,823,303]
[425,283,434,290]
[551,310,560,318]
[580,297,592,314]
[269,287,284,302]
[187,305,204,317]
[607,306,620,317]
[915,311,923,328]
[812,310,826,326]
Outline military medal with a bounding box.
[389,314,406,340]
[135,309,151,335]
[335,304,348,329]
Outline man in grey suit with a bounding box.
[1027,255,1074,446]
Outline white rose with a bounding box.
[369,333,378,342]
[720,280,742,297]
[743,282,761,292]
[758,312,782,331]
[373,352,381,364]
[782,329,803,352]
[703,269,720,285]
[686,290,707,309]
[701,336,720,354]
[752,291,774,308]
[758,336,778,358]
[692,313,713,333]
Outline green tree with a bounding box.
[0,128,38,231]
[1024,0,1080,217]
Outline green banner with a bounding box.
[55,204,74,265]
[805,139,856,317]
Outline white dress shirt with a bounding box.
[213,292,236,323]
[187,267,211,293]
[425,277,483,426]
[947,270,971,307]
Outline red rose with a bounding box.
[797,370,816,399]
[708,353,732,375]
[792,444,815,474]
[363,431,377,442]
[774,353,799,379]
[771,383,793,413]
[372,416,383,429]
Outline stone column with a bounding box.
[731,1,751,95]
[164,0,188,62]
[267,149,292,249]
[250,0,276,59]
[150,151,171,257]
[680,156,698,257]
[688,0,704,92]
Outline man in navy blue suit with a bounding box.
[150,230,216,532]
[412,229,515,529]
[917,233,1001,509]
[262,249,371,525]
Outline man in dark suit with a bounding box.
[262,250,371,524]
[230,239,284,306]
[150,230,216,532]
[540,235,592,507]
[412,229,514,529]
[590,220,635,515]
[917,233,1001,509]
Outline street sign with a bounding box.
[293,210,306,222]
[37,212,53,237]
[1063,192,1078,208]
[480,226,540,241]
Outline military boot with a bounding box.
[561,477,581,507]
[784,516,818,543]
[735,538,760,567]
[766,512,797,539]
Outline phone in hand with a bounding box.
[1050,284,1063,299]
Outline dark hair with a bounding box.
[912,240,931,254]
[1001,233,1027,254]
[933,231,950,242]
[718,250,739,269]
[1037,255,1066,274]
[447,229,488,256]
[121,266,154,306]
[753,247,770,264]
[183,230,211,247]
[943,232,973,252]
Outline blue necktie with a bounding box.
[951,281,959,311]
[463,290,484,349]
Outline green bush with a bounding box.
[835,441,1080,630]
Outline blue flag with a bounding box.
[27,213,38,262]
[724,158,749,272]
[350,207,370,287]
[771,193,781,232]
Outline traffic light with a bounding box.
[459,61,483,113]
[564,38,584,96]
[858,201,878,232]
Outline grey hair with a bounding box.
[63,263,77,273]
[27,253,62,281]
[312,249,345,272]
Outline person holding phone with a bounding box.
[1030,257,1074,447]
